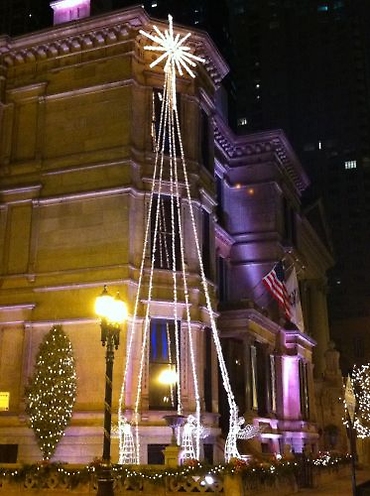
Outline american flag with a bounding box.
[262,261,291,320]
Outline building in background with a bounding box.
[0,3,340,462]
[225,0,370,373]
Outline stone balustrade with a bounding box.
[0,460,351,495]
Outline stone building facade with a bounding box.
[213,124,335,455]
[0,3,336,464]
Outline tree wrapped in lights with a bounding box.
[25,325,77,460]
[350,364,370,438]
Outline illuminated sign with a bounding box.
[0,392,9,411]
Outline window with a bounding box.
[303,143,315,152]
[345,160,357,169]
[333,1,344,9]
[282,198,296,246]
[255,343,268,416]
[148,444,165,464]
[149,319,180,410]
[201,109,213,172]
[250,343,270,415]
[0,445,17,463]
[353,336,365,359]
[251,345,258,410]
[203,444,214,464]
[152,89,181,155]
[217,256,228,302]
[216,175,224,225]
[204,327,213,412]
[269,355,277,413]
[299,359,310,419]
[237,117,248,127]
[150,195,180,270]
[202,209,212,279]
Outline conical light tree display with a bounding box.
[25,325,77,460]
[118,15,258,464]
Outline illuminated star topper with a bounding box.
[139,14,205,78]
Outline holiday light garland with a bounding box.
[25,325,77,460]
[0,453,350,488]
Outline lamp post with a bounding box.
[95,285,127,496]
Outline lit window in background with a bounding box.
[345,160,357,169]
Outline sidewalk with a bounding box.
[290,467,370,495]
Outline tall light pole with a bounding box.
[95,285,127,496]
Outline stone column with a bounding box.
[163,444,182,467]
[281,355,301,419]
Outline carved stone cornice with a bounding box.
[214,117,310,193]
[0,6,228,87]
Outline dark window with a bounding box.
[282,198,297,246]
[201,109,213,172]
[204,327,212,412]
[203,443,213,464]
[0,444,18,463]
[216,175,224,225]
[261,442,270,453]
[149,319,179,410]
[202,209,212,279]
[299,359,310,419]
[225,339,246,413]
[150,195,180,270]
[217,256,228,302]
[255,342,268,417]
[219,338,246,435]
[152,89,181,155]
[251,345,258,410]
[269,354,277,413]
[147,444,166,464]
[353,336,365,359]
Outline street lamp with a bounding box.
[95,285,127,496]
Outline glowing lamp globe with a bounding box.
[95,286,127,325]
[158,367,178,385]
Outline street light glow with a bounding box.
[158,366,178,385]
[95,286,127,324]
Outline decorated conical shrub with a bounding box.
[25,325,77,460]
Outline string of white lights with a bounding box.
[118,14,240,464]
[165,65,203,456]
[348,365,370,438]
[173,90,239,462]
[166,75,183,416]
[168,77,202,458]
[118,77,169,464]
